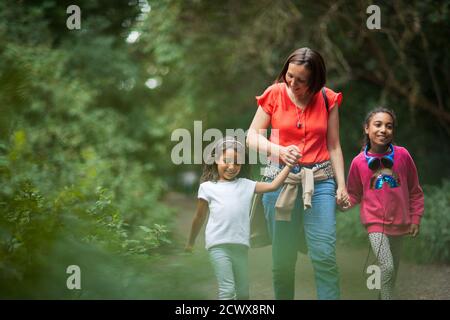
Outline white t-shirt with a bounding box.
[198,178,257,250]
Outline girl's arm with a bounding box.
[185,199,209,252]
[405,149,424,236]
[255,165,292,194]
[247,107,301,166]
[345,159,363,209]
[327,104,349,206]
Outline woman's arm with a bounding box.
[255,165,291,194]
[247,106,278,156]
[247,106,300,166]
[327,104,349,206]
[185,199,209,252]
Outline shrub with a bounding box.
[403,180,450,263]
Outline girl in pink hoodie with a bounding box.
[344,107,424,299]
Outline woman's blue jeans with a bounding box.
[262,178,340,300]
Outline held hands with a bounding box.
[409,224,420,237]
[280,145,301,167]
[285,161,295,168]
[336,186,350,209]
[337,202,351,212]
[336,201,352,212]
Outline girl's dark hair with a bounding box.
[200,136,251,183]
[275,47,326,94]
[362,107,397,149]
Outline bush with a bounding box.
[336,206,368,247]
[0,134,174,298]
[403,180,450,263]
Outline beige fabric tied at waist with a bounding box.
[275,165,332,221]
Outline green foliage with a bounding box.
[0,0,449,298]
[139,0,450,186]
[337,180,450,264]
[403,180,450,263]
[336,207,368,247]
[0,131,173,296]
[0,1,176,298]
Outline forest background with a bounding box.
[0,0,448,299]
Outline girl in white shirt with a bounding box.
[186,136,293,300]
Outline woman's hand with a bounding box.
[279,145,301,166]
[409,224,420,237]
[336,186,350,207]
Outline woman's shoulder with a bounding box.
[323,86,343,108]
[323,86,340,94]
[268,82,285,91]
[256,82,285,113]
[258,82,284,96]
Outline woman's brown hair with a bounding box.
[275,47,326,94]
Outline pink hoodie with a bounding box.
[347,145,424,235]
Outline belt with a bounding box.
[263,160,334,221]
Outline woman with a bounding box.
[247,47,348,300]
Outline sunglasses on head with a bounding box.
[364,143,394,170]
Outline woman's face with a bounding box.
[285,63,311,98]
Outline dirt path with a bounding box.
[163,192,450,300]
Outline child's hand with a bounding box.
[409,224,420,237]
[343,199,351,209]
[335,187,349,207]
[285,162,294,168]
[337,200,351,212]
[280,145,301,166]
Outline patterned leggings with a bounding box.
[368,233,403,300]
